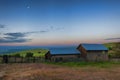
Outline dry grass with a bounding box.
[0,63,120,80]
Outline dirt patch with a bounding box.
[0,63,120,80]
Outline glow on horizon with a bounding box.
[0,38,118,46]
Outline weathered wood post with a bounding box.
[21,57,23,63]
[33,57,35,63]
[14,56,16,63]
[3,55,8,63]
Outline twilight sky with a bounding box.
[0,0,120,46]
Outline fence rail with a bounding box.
[0,56,45,63]
[0,56,120,63]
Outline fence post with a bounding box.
[3,55,8,63]
[21,57,23,63]
[14,56,16,63]
[33,57,35,63]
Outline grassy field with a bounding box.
[5,49,48,57]
[0,62,120,80]
[45,61,120,68]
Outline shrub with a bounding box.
[114,51,120,58]
[38,51,41,53]
[108,50,120,58]
[14,53,21,57]
[108,46,112,50]
[25,52,33,57]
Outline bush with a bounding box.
[114,51,120,58]
[14,53,21,57]
[108,46,112,50]
[38,51,41,53]
[108,50,120,58]
[25,52,33,57]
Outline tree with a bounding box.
[14,53,21,57]
[25,52,34,63]
[25,52,33,57]
[38,51,41,53]
[108,46,112,50]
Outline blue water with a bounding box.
[0,45,77,54]
[0,46,46,54]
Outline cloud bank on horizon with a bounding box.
[0,25,63,44]
[105,38,120,40]
[0,0,120,46]
[0,32,30,43]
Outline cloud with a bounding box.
[0,30,49,43]
[39,30,48,33]
[25,30,49,34]
[0,24,6,35]
[0,24,5,28]
[0,32,31,43]
[5,32,26,38]
[0,38,31,43]
[3,37,17,40]
[105,38,120,40]
[49,26,64,31]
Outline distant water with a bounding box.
[0,45,77,54]
[0,46,46,54]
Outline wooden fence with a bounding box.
[0,56,45,63]
[0,55,120,63]
[109,58,120,62]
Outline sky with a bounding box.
[0,0,120,46]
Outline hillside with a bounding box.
[104,42,120,58]
[6,49,48,57]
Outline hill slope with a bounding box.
[3,49,49,57]
[104,42,120,58]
